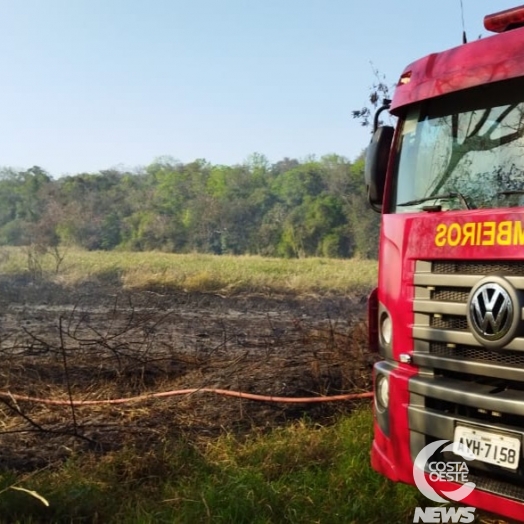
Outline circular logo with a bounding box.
[413,440,476,504]
[467,277,520,349]
[470,282,512,340]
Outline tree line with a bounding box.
[0,153,379,259]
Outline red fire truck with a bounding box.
[366,5,524,522]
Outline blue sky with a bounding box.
[0,1,517,176]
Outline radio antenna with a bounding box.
[460,0,467,43]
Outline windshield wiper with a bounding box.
[498,190,524,196]
[397,192,470,210]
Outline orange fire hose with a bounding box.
[0,388,373,406]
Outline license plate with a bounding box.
[453,425,521,470]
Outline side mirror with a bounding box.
[364,125,394,212]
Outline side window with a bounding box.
[394,108,420,206]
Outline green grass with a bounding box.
[0,247,378,296]
[0,408,423,523]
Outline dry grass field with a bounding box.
[0,249,377,470]
[0,250,507,523]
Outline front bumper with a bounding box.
[371,362,524,522]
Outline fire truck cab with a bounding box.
[366,6,524,522]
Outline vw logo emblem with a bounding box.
[468,281,515,345]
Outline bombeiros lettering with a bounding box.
[435,221,524,247]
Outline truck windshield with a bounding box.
[393,80,524,212]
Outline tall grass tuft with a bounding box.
[0,247,377,296]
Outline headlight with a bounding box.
[376,374,389,410]
[380,312,392,346]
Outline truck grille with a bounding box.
[413,259,524,360]
[410,260,524,501]
[432,287,469,302]
[433,260,524,275]
[430,342,524,368]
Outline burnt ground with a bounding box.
[0,278,516,524]
[0,277,374,471]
